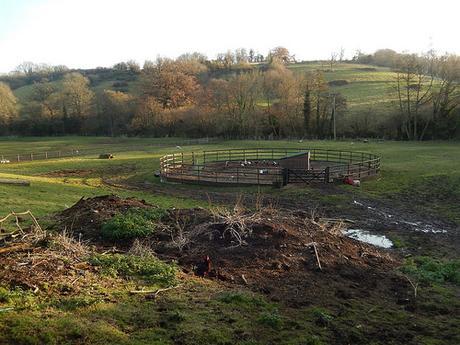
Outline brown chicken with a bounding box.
[195,255,211,277]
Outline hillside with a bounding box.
[8,62,399,135]
[289,63,398,130]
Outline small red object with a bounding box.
[344,176,354,185]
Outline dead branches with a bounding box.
[305,242,322,270]
[403,274,419,298]
[210,201,262,248]
[0,210,44,244]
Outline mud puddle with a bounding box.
[343,228,393,248]
[353,199,448,234]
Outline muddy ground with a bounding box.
[2,194,459,344]
[105,177,460,260]
[51,196,405,308]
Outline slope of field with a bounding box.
[289,62,399,130]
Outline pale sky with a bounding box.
[0,0,459,73]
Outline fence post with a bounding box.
[282,168,288,186]
[17,155,20,162]
[45,152,48,159]
[31,153,33,161]
[236,167,239,183]
[181,163,184,183]
[324,167,330,183]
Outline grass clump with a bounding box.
[401,256,460,285]
[257,311,283,329]
[90,253,176,286]
[101,207,167,241]
[0,287,38,310]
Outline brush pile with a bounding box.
[0,211,104,295]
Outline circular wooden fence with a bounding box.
[160,148,380,186]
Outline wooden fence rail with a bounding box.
[160,148,380,186]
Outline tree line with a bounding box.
[0,47,459,140]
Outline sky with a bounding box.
[0,0,459,73]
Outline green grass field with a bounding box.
[1,137,458,222]
[0,137,459,345]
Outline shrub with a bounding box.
[101,207,166,241]
[401,256,460,285]
[90,253,176,286]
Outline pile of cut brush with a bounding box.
[0,211,109,295]
[54,195,405,305]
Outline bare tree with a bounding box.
[394,53,434,140]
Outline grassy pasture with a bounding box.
[0,137,458,222]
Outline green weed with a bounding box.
[401,256,460,285]
[257,311,283,329]
[90,253,176,286]
[101,207,167,241]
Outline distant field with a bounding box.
[288,62,398,126]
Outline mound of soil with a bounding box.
[153,207,402,305]
[54,195,406,306]
[55,195,150,240]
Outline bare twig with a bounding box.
[129,285,181,297]
[305,242,322,270]
[403,274,419,298]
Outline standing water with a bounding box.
[343,229,393,248]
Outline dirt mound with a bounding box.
[53,195,405,305]
[55,195,150,240]
[150,206,401,305]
